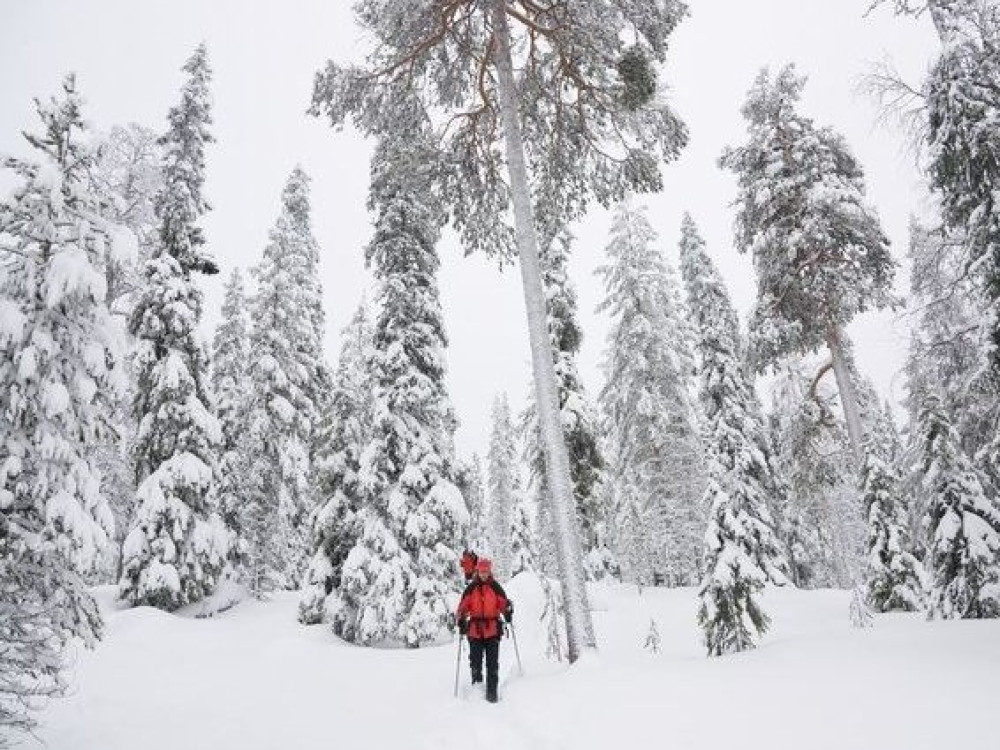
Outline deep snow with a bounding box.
[16,575,1000,750]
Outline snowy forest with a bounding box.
[1,1,999,749]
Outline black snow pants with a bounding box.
[468,636,500,696]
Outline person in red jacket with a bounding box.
[459,549,478,582]
[455,557,513,703]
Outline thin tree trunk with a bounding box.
[826,326,864,466]
[491,0,596,661]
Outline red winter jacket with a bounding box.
[456,579,509,640]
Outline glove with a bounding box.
[505,603,514,624]
[458,617,469,635]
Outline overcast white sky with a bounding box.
[0,1,938,459]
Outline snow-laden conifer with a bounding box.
[927,3,1000,500]
[877,2,1000,494]
[211,268,251,544]
[861,409,923,612]
[243,167,328,595]
[488,393,523,579]
[86,123,162,579]
[617,498,655,591]
[924,2,1000,377]
[120,45,229,610]
[334,138,466,646]
[598,201,705,587]
[904,217,999,513]
[918,393,1000,618]
[311,0,690,661]
[212,269,249,442]
[644,618,662,653]
[0,75,123,739]
[904,220,984,432]
[300,299,374,625]
[679,215,788,654]
[720,65,897,462]
[455,454,488,553]
[510,486,538,577]
[488,394,516,578]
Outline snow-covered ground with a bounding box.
[17,575,1000,750]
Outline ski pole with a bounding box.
[454,634,464,698]
[509,621,524,676]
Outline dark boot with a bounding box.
[471,672,482,684]
[486,685,498,703]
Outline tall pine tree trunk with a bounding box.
[826,326,864,465]
[491,0,595,660]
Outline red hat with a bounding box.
[476,557,493,574]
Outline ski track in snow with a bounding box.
[14,574,1000,750]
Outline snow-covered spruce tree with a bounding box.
[334,137,466,646]
[921,4,1000,495]
[488,393,522,580]
[876,2,1000,492]
[311,0,690,661]
[644,618,662,653]
[119,45,229,611]
[918,393,1000,619]
[835,370,900,584]
[720,65,897,463]
[696,462,773,654]
[521,221,610,578]
[510,483,538,577]
[0,75,122,740]
[299,299,374,625]
[904,217,999,511]
[598,200,705,588]
[678,215,788,655]
[861,409,923,612]
[211,268,251,545]
[523,411,558,576]
[616,494,655,592]
[243,167,328,596]
[455,453,489,553]
[918,2,1000,378]
[86,123,163,581]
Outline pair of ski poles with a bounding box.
[453,620,523,697]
